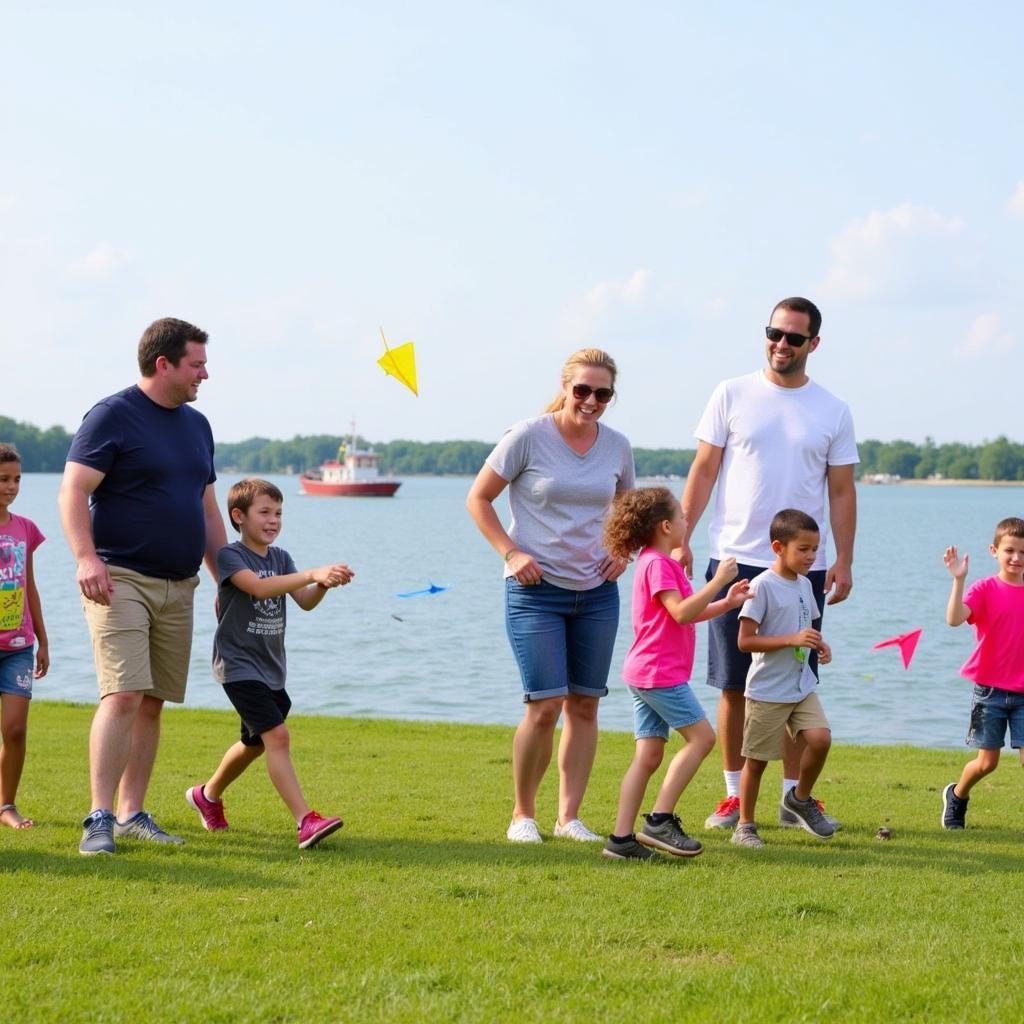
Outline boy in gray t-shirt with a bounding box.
[732,509,836,847]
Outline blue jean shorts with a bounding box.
[0,648,34,699]
[966,684,1024,749]
[504,578,619,702]
[630,683,707,740]
[705,559,827,692]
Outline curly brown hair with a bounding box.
[603,487,678,559]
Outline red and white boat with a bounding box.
[299,435,401,497]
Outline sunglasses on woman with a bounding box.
[571,384,615,403]
[765,326,813,347]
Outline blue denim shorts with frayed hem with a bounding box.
[630,682,706,741]
[0,648,34,699]
[504,578,619,702]
[966,684,1024,749]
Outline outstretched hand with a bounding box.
[943,546,968,580]
[725,579,751,608]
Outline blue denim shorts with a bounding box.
[966,684,1024,749]
[0,648,34,699]
[504,578,619,702]
[629,683,707,741]
[705,559,827,692]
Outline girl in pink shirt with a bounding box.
[600,487,749,860]
[941,516,1024,829]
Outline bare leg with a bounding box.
[261,723,310,824]
[88,690,144,811]
[954,747,1000,798]
[204,741,264,802]
[511,697,562,821]
[739,757,767,825]
[652,719,716,814]
[783,731,802,782]
[793,728,832,802]
[557,694,600,824]
[613,739,664,837]
[0,694,31,827]
[116,694,164,820]
[717,690,746,774]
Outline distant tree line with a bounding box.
[5,415,1024,481]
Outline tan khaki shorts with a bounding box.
[82,565,199,703]
[742,691,830,762]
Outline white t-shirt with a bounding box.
[694,371,859,569]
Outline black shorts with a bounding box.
[222,681,292,746]
[705,559,827,693]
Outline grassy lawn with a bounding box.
[2,701,1023,1022]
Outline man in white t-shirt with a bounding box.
[678,297,858,831]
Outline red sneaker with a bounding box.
[703,795,740,830]
[185,785,229,831]
[298,810,343,849]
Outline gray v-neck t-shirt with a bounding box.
[485,414,635,591]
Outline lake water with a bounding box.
[13,474,1018,748]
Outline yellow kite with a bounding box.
[377,328,419,397]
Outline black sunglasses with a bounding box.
[572,384,615,403]
[765,326,813,347]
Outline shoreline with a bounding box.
[870,478,1024,488]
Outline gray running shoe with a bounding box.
[704,796,740,830]
[79,809,116,856]
[781,789,835,839]
[114,811,185,845]
[780,797,842,832]
[602,834,658,860]
[637,814,703,857]
[941,782,968,829]
[730,823,765,848]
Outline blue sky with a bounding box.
[3,2,1023,447]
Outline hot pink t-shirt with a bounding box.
[961,575,1024,693]
[622,548,695,689]
[0,513,45,651]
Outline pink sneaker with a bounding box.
[185,786,229,831]
[298,810,343,849]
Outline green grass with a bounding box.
[3,702,1024,1022]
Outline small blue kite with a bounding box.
[396,581,453,598]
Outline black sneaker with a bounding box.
[602,834,658,861]
[781,789,835,839]
[941,782,968,829]
[637,814,703,857]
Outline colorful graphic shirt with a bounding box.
[0,514,45,650]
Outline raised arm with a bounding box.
[658,557,740,624]
[826,463,857,605]
[678,441,723,577]
[228,563,353,602]
[466,464,542,585]
[944,546,971,626]
[58,461,113,606]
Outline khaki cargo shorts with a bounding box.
[742,691,830,762]
[81,565,199,703]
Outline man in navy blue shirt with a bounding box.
[60,318,227,855]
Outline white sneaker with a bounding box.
[507,817,543,843]
[552,818,603,842]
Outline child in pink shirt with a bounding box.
[941,516,1024,829]
[601,487,749,860]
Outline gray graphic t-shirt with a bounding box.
[739,569,820,703]
[212,542,297,689]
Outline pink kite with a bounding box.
[872,628,923,670]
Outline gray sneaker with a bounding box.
[781,789,835,839]
[602,834,658,860]
[780,798,842,832]
[637,814,703,857]
[79,809,116,856]
[114,811,185,845]
[730,823,765,848]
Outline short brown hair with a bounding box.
[771,296,822,338]
[993,517,1024,546]
[603,487,678,560]
[226,478,284,533]
[138,318,209,376]
[770,508,820,545]
[0,442,21,465]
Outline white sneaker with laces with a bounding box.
[552,818,603,842]
[507,817,543,843]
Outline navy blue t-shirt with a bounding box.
[66,385,216,580]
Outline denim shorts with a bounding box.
[629,683,707,741]
[504,578,619,702]
[705,559,827,692]
[0,648,34,699]
[965,684,1024,749]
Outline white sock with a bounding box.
[724,770,742,798]
[783,778,799,799]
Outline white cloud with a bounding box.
[822,203,968,302]
[1009,181,1024,220]
[69,241,130,277]
[582,268,652,314]
[959,312,1015,356]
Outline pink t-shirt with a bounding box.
[622,548,695,689]
[961,575,1024,693]
[0,513,45,651]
